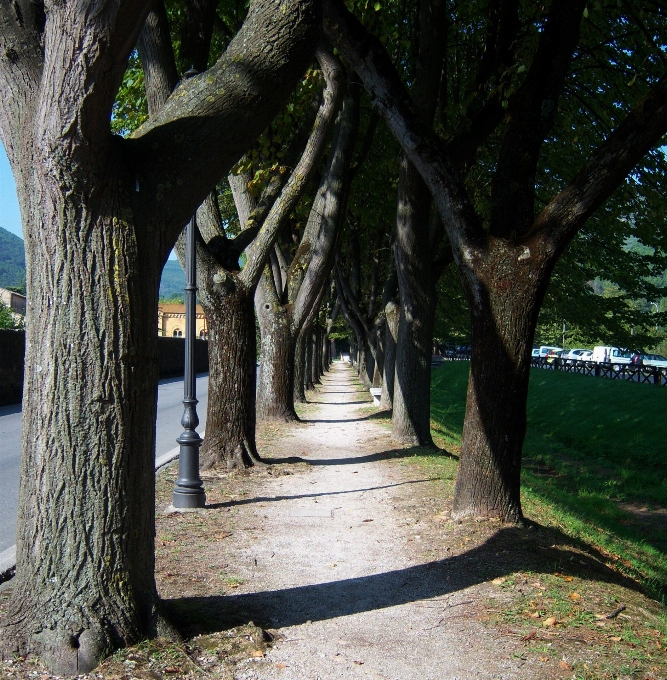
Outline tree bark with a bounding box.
[1,151,170,675]
[256,270,297,420]
[293,331,307,403]
[452,237,550,522]
[0,0,320,670]
[199,280,260,469]
[305,324,315,390]
[391,156,437,445]
[380,300,399,409]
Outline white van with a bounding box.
[591,346,632,364]
[536,345,562,357]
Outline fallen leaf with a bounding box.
[521,630,537,641]
[538,656,549,662]
[353,660,364,665]
[250,650,264,658]
[276,663,287,669]
[610,636,622,642]
[529,611,541,619]
[165,668,181,674]
[301,451,309,456]
[564,576,573,582]
[568,592,581,601]
[559,660,573,671]
[543,616,557,627]
[492,577,506,585]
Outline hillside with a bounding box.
[0,226,25,289]
[0,233,184,300]
[159,259,186,301]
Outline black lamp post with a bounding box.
[172,66,206,509]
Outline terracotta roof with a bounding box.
[158,303,205,315]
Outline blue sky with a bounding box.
[0,141,22,239]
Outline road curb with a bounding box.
[0,431,204,585]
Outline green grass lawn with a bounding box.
[430,361,667,598]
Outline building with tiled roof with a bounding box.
[158,303,208,339]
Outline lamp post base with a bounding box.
[172,433,206,508]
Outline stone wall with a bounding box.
[0,329,25,407]
[158,337,210,378]
[0,331,209,406]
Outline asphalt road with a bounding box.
[0,374,208,554]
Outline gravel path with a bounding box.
[223,362,532,680]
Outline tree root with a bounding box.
[0,591,177,675]
[201,435,264,470]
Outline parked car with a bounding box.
[591,346,632,365]
[642,353,667,368]
[564,348,593,362]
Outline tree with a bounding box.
[0,0,319,671]
[0,299,21,330]
[255,85,360,420]
[138,0,344,468]
[325,0,667,521]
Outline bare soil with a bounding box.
[1,361,666,679]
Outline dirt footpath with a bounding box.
[212,362,536,680]
[3,361,662,679]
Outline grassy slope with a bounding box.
[431,361,667,596]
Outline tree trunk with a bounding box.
[321,327,328,373]
[357,335,370,388]
[380,300,399,409]
[200,282,260,469]
[371,333,383,388]
[392,157,436,446]
[452,239,548,523]
[313,325,321,383]
[293,331,307,403]
[255,274,298,421]
[305,326,315,390]
[0,166,169,674]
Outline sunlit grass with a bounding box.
[430,361,667,598]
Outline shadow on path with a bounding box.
[205,478,434,509]
[299,411,390,424]
[165,523,643,636]
[267,446,457,467]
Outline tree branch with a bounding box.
[335,261,371,336]
[137,0,179,115]
[240,46,346,289]
[291,86,360,331]
[179,0,220,73]
[324,0,488,269]
[533,69,667,254]
[128,0,320,245]
[490,0,586,238]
